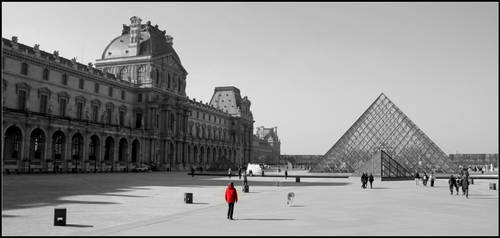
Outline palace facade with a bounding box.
[2,16,254,173]
[251,126,280,164]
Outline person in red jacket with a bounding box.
[225,182,238,220]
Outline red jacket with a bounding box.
[225,185,238,203]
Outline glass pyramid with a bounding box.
[312,93,454,174]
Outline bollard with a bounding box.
[54,208,66,226]
[184,193,193,203]
[295,177,300,183]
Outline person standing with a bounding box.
[238,168,242,180]
[369,173,374,189]
[225,182,238,220]
[285,170,288,180]
[415,172,420,185]
[191,167,195,177]
[228,167,232,178]
[448,175,455,195]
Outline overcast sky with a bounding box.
[2,2,498,155]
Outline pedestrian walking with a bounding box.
[448,175,455,195]
[430,172,435,187]
[369,173,374,189]
[225,182,238,220]
[191,167,195,177]
[423,172,428,186]
[462,175,469,198]
[361,173,367,189]
[228,168,232,178]
[415,172,420,185]
[454,175,461,195]
[285,170,288,180]
[243,172,248,186]
[238,168,242,180]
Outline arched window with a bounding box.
[30,129,45,160]
[4,126,22,160]
[119,67,128,81]
[136,66,146,84]
[53,131,65,161]
[43,68,49,80]
[71,134,83,161]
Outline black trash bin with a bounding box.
[295,177,300,183]
[54,208,66,226]
[243,184,249,193]
[184,193,193,203]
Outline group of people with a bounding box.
[448,169,470,198]
[414,171,436,187]
[360,173,374,189]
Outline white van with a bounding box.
[246,163,262,176]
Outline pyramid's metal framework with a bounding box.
[312,93,454,174]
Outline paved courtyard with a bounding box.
[2,171,498,236]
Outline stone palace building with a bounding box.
[2,16,254,173]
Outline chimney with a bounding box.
[129,16,142,46]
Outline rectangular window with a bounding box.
[106,108,112,124]
[40,95,48,113]
[169,113,175,131]
[79,78,84,89]
[136,113,142,128]
[119,111,124,126]
[59,98,67,116]
[76,102,83,119]
[92,105,99,122]
[138,93,142,102]
[94,83,99,93]
[121,90,125,100]
[18,90,27,110]
[62,74,68,85]
[108,86,113,97]
[21,63,28,75]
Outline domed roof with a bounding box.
[100,16,182,63]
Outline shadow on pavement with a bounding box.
[289,205,305,207]
[235,218,296,221]
[65,224,94,228]
[191,202,209,205]
[3,173,350,211]
[2,214,23,218]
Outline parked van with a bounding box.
[246,163,262,176]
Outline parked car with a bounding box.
[133,164,151,172]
